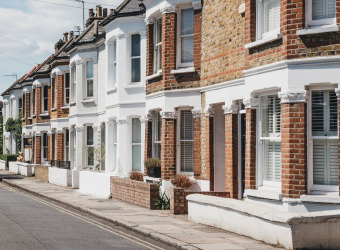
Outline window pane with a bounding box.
[87,127,93,145]
[181,36,194,63]
[72,66,76,83]
[87,146,94,166]
[131,58,141,82]
[264,0,280,33]
[86,61,94,79]
[329,91,338,132]
[312,0,336,20]
[132,145,141,171]
[87,80,93,97]
[181,9,194,36]
[65,73,70,88]
[132,118,141,143]
[131,34,140,57]
[261,95,280,136]
[156,19,162,44]
[180,110,193,140]
[180,141,193,172]
[113,41,117,62]
[264,141,281,182]
[312,91,325,134]
[43,133,48,146]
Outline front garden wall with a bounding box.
[35,165,49,182]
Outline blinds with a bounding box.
[180,110,194,172]
[181,8,194,64]
[312,0,336,20]
[265,141,281,182]
[262,95,281,137]
[264,0,280,33]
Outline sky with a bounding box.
[0,0,123,97]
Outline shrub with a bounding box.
[144,158,161,168]
[129,171,144,182]
[0,154,19,168]
[155,192,170,210]
[171,175,194,188]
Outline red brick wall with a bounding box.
[111,177,159,209]
[170,187,230,215]
[225,113,238,198]
[161,118,176,180]
[35,136,41,165]
[56,133,64,161]
[144,120,153,173]
[200,114,214,190]
[193,116,201,179]
[36,87,42,117]
[245,108,256,190]
[339,99,340,194]
[146,23,154,77]
[281,102,307,199]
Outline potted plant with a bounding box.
[145,158,161,178]
[171,175,194,189]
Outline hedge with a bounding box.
[0,154,19,168]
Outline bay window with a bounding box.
[260,95,281,186]
[42,85,48,113]
[177,109,194,173]
[64,73,70,105]
[311,90,338,187]
[132,118,141,171]
[154,17,162,73]
[71,65,76,103]
[256,0,280,40]
[152,112,162,159]
[86,126,94,168]
[178,8,194,67]
[131,34,141,83]
[307,0,336,27]
[86,61,94,98]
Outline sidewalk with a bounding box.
[1,172,280,250]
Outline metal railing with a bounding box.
[50,160,71,170]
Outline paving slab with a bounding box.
[0,171,282,250]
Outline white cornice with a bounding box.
[279,91,308,103]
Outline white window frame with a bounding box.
[41,85,49,113]
[113,40,117,87]
[306,0,337,28]
[154,17,162,74]
[256,0,281,40]
[71,64,76,103]
[131,34,141,83]
[176,108,194,175]
[64,72,70,106]
[131,117,142,171]
[307,86,339,193]
[257,93,282,190]
[41,132,48,164]
[177,5,195,68]
[152,112,162,159]
[86,126,94,168]
[52,78,57,109]
[65,129,70,162]
[53,133,57,161]
[85,60,94,99]
[18,97,22,117]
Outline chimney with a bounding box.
[69,31,74,39]
[63,32,68,42]
[89,8,94,18]
[96,5,102,17]
[110,9,114,14]
[54,39,64,53]
[103,8,107,17]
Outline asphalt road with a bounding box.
[0,183,175,250]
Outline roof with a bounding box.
[100,0,146,26]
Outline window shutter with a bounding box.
[312,91,325,135]
[312,0,336,20]
[265,141,281,182]
[180,110,194,172]
[181,8,194,63]
[329,139,339,185]
[264,0,280,33]
[329,91,338,133]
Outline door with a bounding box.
[239,111,246,198]
[214,104,226,191]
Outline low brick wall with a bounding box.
[170,187,230,215]
[35,165,49,182]
[111,177,159,209]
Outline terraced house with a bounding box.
[3,0,340,248]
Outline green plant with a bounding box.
[129,171,144,181]
[0,154,19,168]
[5,112,22,152]
[171,175,194,188]
[144,158,161,168]
[155,192,170,210]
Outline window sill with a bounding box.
[124,83,144,89]
[146,71,162,81]
[81,99,95,104]
[61,106,70,110]
[28,117,33,120]
[32,115,36,118]
[51,108,56,112]
[245,33,283,49]
[301,192,340,204]
[107,87,117,93]
[297,25,339,36]
[39,113,49,117]
[70,102,76,107]
[171,67,195,74]
[244,188,283,201]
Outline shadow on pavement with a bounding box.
[0,173,24,181]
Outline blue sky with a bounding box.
[0,0,121,96]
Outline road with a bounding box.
[0,183,175,250]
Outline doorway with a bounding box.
[238,106,246,199]
[214,104,226,191]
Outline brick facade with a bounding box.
[56,133,64,161]
[35,136,41,165]
[161,118,176,180]
[200,114,214,190]
[245,108,256,190]
[144,120,153,173]
[193,115,201,179]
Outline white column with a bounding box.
[75,59,83,105]
[140,117,146,174]
[75,126,84,170]
[117,34,127,87]
[117,118,129,177]
[92,125,100,169]
[69,127,75,169]
[12,98,17,119]
[105,120,114,173]
[139,30,146,85]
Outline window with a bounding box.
[260,95,281,186]
[131,34,141,83]
[154,18,162,73]
[307,0,336,27]
[42,85,48,112]
[311,90,338,186]
[18,98,22,117]
[33,89,36,115]
[113,121,117,171]
[65,73,70,105]
[178,8,194,67]
[71,65,76,103]
[53,134,57,160]
[152,112,162,159]
[86,61,94,98]
[42,133,48,163]
[132,118,141,171]
[86,126,94,167]
[178,110,194,173]
[65,129,69,161]
[113,41,117,86]
[256,0,280,40]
